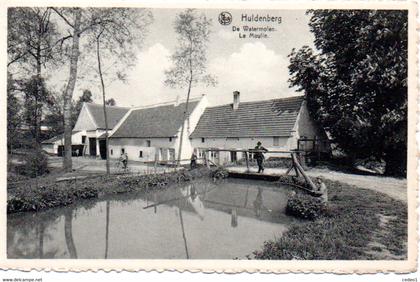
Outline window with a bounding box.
[146,140,151,147]
[82,135,86,144]
[169,137,172,142]
[110,149,113,155]
[121,148,125,154]
[201,138,205,143]
[139,151,143,158]
[273,136,280,147]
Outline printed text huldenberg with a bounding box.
[241,14,282,24]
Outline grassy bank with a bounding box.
[8,168,212,214]
[253,179,407,260]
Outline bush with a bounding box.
[211,167,229,179]
[286,193,326,220]
[15,149,48,178]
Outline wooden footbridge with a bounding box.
[202,148,320,194]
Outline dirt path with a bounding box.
[227,166,407,203]
[306,168,407,203]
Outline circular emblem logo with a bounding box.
[218,11,232,25]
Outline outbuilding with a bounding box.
[190,91,330,165]
[72,103,130,158]
[108,95,208,164]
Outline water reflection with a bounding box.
[64,209,77,258]
[8,178,299,259]
[105,201,110,259]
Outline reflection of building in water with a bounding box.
[180,184,205,221]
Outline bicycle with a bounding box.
[114,159,130,173]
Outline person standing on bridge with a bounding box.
[254,141,268,173]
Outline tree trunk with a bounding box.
[176,77,192,166]
[63,9,81,172]
[35,26,42,145]
[96,34,110,175]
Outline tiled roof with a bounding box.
[111,101,200,138]
[86,103,130,130]
[190,96,304,138]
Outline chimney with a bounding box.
[233,91,240,110]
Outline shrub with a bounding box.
[211,167,229,179]
[15,149,48,178]
[286,193,326,220]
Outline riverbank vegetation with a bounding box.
[253,178,407,260]
[8,168,210,213]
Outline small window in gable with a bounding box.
[139,151,143,158]
[110,149,113,155]
[121,148,125,154]
[146,140,151,147]
[169,137,172,142]
[201,138,205,143]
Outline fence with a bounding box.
[297,137,331,162]
[199,148,306,171]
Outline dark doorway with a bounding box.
[99,140,107,160]
[89,138,96,156]
[230,151,237,162]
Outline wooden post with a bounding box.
[154,157,157,174]
[292,152,317,190]
[245,151,249,172]
[203,150,210,168]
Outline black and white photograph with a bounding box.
[2,0,417,274]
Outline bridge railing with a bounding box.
[199,148,306,172]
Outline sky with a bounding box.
[52,8,315,108]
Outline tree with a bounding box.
[8,8,62,143]
[58,8,82,172]
[288,10,407,176]
[84,8,152,174]
[105,98,116,106]
[165,9,216,165]
[7,73,24,170]
[52,8,152,172]
[22,76,53,144]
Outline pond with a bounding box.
[8,178,300,259]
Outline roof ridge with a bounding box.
[85,102,130,109]
[205,95,304,109]
[131,98,200,111]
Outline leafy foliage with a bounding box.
[8,167,213,213]
[286,193,326,220]
[22,76,53,141]
[105,98,116,106]
[254,179,407,260]
[288,10,407,176]
[164,9,216,89]
[7,74,24,150]
[15,149,49,178]
[7,7,63,70]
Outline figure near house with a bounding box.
[119,152,128,169]
[254,141,268,173]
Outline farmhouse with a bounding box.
[73,103,130,158]
[108,95,207,163]
[41,131,84,156]
[190,91,329,165]
[42,103,130,157]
